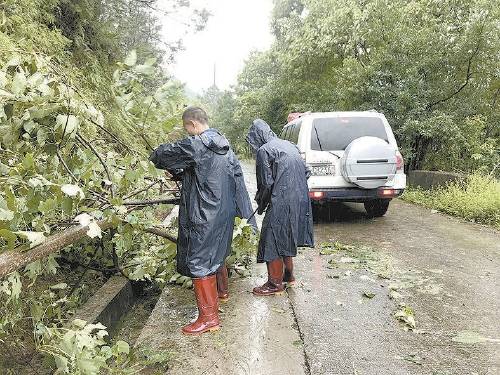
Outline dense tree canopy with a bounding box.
[211,0,499,173]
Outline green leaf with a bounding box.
[0,71,7,89]
[144,57,157,66]
[54,355,69,373]
[56,114,79,136]
[0,162,9,176]
[86,222,102,239]
[15,231,46,248]
[62,196,73,215]
[6,55,21,67]
[61,184,85,200]
[50,283,68,290]
[76,356,100,375]
[45,254,59,274]
[72,319,88,329]
[11,71,27,95]
[0,208,14,221]
[114,340,130,355]
[0,89,14,99]
[25,260,42,280]
[22,153,35,170]
[37,128,48,145]
[134,64,155,76]
[169,273,181,283]
[124,50,137,66]
[39,198,57,214]
[7,272,22,299]
[0,229,17,249]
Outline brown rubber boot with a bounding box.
[253,258,285,296]
[283,256,295,286]
[182,275,220,335]
[216,264,229,302]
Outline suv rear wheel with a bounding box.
[364,199,390,217]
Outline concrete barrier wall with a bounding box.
[73,276,136,337]
[408,170,465,190]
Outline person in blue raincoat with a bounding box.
[149,107,256,335]
[246,119,314,296]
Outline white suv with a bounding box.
[281,111,406,217]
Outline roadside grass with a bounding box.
[402,173,500,229]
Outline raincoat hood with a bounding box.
[246,119,277,151]
[200,128,230,155]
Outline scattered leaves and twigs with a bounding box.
[400,353,424,365]
[394,303,416,331]
[362,292,376,299]
[319,241,355,255]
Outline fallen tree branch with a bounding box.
[0,220,114,278]
[143,227,178,243]
[123,180,160,200]
[122,198,180,206]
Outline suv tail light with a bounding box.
[396,150,404,172]
[378,188,401,198]
[309,191,324,199]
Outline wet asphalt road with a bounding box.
[291,200,500,375]
[242,162,500,375]
[137,162,500,375]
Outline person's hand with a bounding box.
[164,170,173,179]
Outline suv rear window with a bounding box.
[310,117,388,151]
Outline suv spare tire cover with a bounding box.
[341,136,397,189]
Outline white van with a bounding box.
[281,111,406,217]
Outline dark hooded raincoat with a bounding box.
[246,119,314,263]
[150,128,256,278]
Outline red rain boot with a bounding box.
[216,264,229,302]
[283,256,295,286]
[182,275,220,335]
[252,258,285,296]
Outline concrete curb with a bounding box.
[73,276,136,337]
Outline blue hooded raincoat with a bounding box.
[150,128,256,278]
[246,119,314,262]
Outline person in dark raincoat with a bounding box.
[149,107,256,335]
[246,119,314,296]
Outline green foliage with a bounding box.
[226,217,258,276]
[402,174,500,228]
[0,0,208,371]
[216,0,500,174]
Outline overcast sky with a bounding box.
[160,0,274,93]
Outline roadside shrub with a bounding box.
[402,174,500,229]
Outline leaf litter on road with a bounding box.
[319,241,450,333]
[394,303,416,331]
[398,353,424,365]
